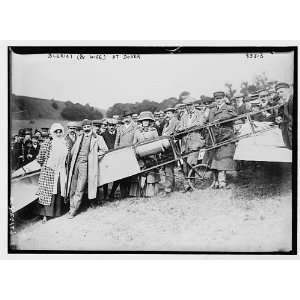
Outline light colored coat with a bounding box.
[177,109,207,152]
[36,139,70,206]
[66,132,108,200]
[133,127,158,144]
[114,121,137,148]
[162,116,179,136]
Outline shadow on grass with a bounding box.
[230,162,292,201]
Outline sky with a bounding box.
[11,51,294,110]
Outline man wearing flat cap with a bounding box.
[132,113,138,120]
[274,82,293,149]
[115,113,137,148]
[99,119,108,135]
[256,90,275,122]
[160,108,180,195]
[234,93,250,116]
[66,119,108,217]
[65,121,78,150]
[175,103,186,121]
[203,91,237,189]
[153,111,165,136]
[176,96,208,192]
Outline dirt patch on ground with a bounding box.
[11,163,292,252]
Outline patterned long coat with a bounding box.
[36,139,70,206]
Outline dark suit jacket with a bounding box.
[102,131,117,150]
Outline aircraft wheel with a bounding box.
[187,164,213,190]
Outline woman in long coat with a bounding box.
[130,111,160,197]
[36,123,70,223]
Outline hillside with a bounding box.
[11,95,67,120]
[10,94,106,134]
[11,94,106,120]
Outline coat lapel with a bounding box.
[122,122,134,135]
[73,135,82,157]
[89,134,96,152]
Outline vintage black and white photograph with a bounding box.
[8,46,296,253]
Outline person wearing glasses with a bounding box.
[36,123,70,223]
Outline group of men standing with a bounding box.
[30,82,294,219]
[63,89,240,216]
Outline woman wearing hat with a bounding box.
[36,123,70,223]
[130,111,160,197]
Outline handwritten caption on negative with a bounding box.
[48,54,142,61]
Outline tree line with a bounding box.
[61,101,104,120]
[106,73,278,117]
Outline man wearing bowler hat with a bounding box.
[66,119,108,218]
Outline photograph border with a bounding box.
[7,45,298,255]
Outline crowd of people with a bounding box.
[11,82,293,222]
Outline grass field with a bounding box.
[11,163,293,252]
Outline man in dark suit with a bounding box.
[101,119,118,199]
[13,129,25,169]
[102,119,117,149]
[154,111,165,136]
[65,121,78,150]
